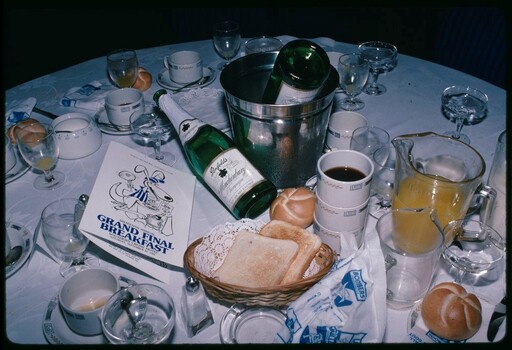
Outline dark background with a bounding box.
[2,4,507,90]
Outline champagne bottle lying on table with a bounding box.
[154,89,277,219]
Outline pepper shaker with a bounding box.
[181,276,214,337]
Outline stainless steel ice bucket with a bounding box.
[220,51,339,189]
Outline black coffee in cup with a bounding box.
[325,166,366,182]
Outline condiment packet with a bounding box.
[5,97,36,129]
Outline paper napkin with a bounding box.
[5,97,36,130]
[60,80,116,111]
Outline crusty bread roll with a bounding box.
[259,220,322,285]
[132,67,152,91]
[421,282,482,340]
[269,187,316,228]
[7,118,45,144]
[213,230,298,289]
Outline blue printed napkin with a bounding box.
[60,80,116,111]
[5,97,36,130]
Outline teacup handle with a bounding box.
[163,56,170,70]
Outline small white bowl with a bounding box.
[52,113,102,159]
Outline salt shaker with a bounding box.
[181,276,214,337]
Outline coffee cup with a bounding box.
[164,50,203,84]
[314,193,369,233]
[104,88,144,127]
[313,214,366,258]
[324,111,368,152]
[58,268,123,336]
[5,134,17,173]
[316,149,374,208]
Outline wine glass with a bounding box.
[15,121,65,190]
[442,219,505,286]
[441,85,488,144]
[107,49,139,88]
[41,197,96,277]
[350,126,390,158]
[212,20,241,70]
[369,146,396,219]
[358,41,398,95]
[337,53,370,111]
[130,108,176,166]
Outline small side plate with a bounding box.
[157,67,216,92]
[5,222,33,278]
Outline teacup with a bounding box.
[51,113,102,159]
[324,111,368,152]
[164,50,203,84]
[5,134,17,173]
[104,88,144,127]
[58,268,123,336]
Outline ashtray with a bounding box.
[219,303,289,344]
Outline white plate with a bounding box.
[5,222,33,278]
[219,303,289,344]
[42,294,107,344]
[157,67,216,92]
[94,107,133,135]
[5,148,30,184]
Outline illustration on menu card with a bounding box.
[79,141,196,273]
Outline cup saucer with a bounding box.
[5,222,33,278]
[94,107,133,135]
[42,294,107,344]
[157,67,216,92]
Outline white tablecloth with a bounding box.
[4,36,506,344]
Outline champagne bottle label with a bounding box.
[177,118,205,144]
[274,82,320,105]
[203,148,266,211]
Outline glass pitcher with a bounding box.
[391,132,495,244]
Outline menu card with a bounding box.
[79,141,196,283]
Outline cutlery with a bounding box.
[172,73,211,94]
[487,296,506,341]
[33,106,59,119]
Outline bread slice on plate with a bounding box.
[213,230,299,289]
[259,220,322,285]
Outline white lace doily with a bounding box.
[178,87,230,132]
[194,219,322,279]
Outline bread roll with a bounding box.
[269,187,316,228]
[7,118,45,144]
[259,220,322,284]
[421,282,482,340]
[213,230,299,289]
[132,67,152,91]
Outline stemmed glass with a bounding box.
[107,49,139,88]
[442,219,505,286]
[41,197,97,277]
[212,20,241,70]
[15,121,65,190]
[337,53,370,111]
[441,85,488,144]
[130,108,176,166]
[369,146,396,219]
[358,41,398,95]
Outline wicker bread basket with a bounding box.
[183,220,335,307]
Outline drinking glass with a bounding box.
[107,49,139,88]
[442,219,505,286]
[441,85,488,144]
[350,126,390,158]
[130,108,176,166]
[15,121,65,190]
[213,20,241,70]
[41,197,96,277]
[369,146,396,219]
[337,53,370,111]
[358,41,398,95]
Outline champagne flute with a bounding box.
[41,197,97,277]
[130,108,176,166]
[212,20,241,70]
[15,121,65,190]
[358,41,397,95]
[107,49,139,88]
[337,53,370,111]
[441,85,488,144]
